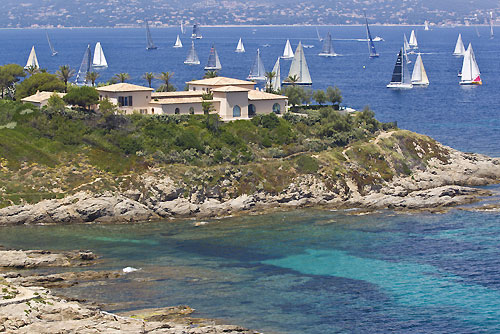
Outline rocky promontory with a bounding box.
[0,130,499,225]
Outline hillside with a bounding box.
[1,0,498,27]
[0,100,499,224]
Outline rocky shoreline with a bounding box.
[0,248,262,334]
[0,130,499,225]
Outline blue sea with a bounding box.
[1,26,500,333]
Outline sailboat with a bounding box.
[247,49,266,81]
[75,45,92,86]
[180,21,185,34]
[475,25,481,38]
[24,46,39,69]
[145,22,157,50]
[184,41,200,65]
[424,21,430,31]
[270,57,281,92]
[284,42,312,85]
[192,24,202,39]
[409,30,418,48]
[387,48,412,89]
[411,53,429,86]
[235,38,245,53]
[364,14,379,58]
[403,34,413,60]
[281,39,294,59]
[92,42,108,69]
[316,27,323,42]
[460,43,482,85]
[173,35,183,48]
[490,12,495,39]
[453,33,466,56]
[204,44,222,70]
[318,32,338,57]
[46,32,58,56]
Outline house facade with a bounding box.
[17,76,288,121]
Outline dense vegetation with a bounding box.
[0,100,395,171]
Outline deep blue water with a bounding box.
[0,26,499,156]
[1,26,500,333]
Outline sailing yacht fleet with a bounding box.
[22,21,488,89]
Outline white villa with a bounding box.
[96,77,288,121]
[21,91,66,108]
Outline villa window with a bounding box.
[248,104,256,117]
[175,107,180,114]
[118,96,133,107]
[193,87,196,91]
[189,107,195,115]
[233,105,241,118]
[272,103,281,114]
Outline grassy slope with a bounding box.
[0,100,448,208]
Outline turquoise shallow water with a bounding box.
[1,201,500,333]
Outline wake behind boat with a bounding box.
[387,48,412,89]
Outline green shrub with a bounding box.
[295,155,320,173]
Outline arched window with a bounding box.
[189,107,195,115]
[248,104,256,117]
[175,107,180,114]
[233,105,241,117]
[272,103,281,114]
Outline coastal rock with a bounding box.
[155,198,199,217]
[0,249,97,268]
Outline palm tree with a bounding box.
[265,71,276,92]
[24,65,39,77]
[285,74,299,85]
[85,71,100,87]
[114,73,130,83]
[203,70,218,79]
[56,65,75,92]
[156,72,174,92]
[142,72,154,88]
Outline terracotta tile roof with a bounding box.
[212,86,250,93]
[248,90,287,100]
[186,76,256,86]
[21,91,66,103]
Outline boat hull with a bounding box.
[318,53,339,57]
[184,61,200,65]
[282,82,312,86]
[386,82,413,89]
[146,47,157,50]
[204,66,221,70]
[247,76,266,81]
[459,81,482,85]
[92,65,108,70]
[280,56,294,60]
[412,81,429,86]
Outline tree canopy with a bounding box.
[0,64,26,99]
[63,86,100,110]
[16,72,65,100]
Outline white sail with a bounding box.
[270,57,281,92]
[25,46,39,69]
[75,45,92,86]
[281,39,294,59]
[460,43,482,85]
[453,34,466,56]
[247,49,266,81]
[490,12,495,39]
[92,42,108,69]
[411,53,429,86]
[424,21,430,31]
[235,38,245,53]
[184,41,200,65]
[286,42,312,85]
[409,30,418,48]
[403,34,412,62]
[316,27,323,42]
[174,35,183,48]
[180,21,185,34]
